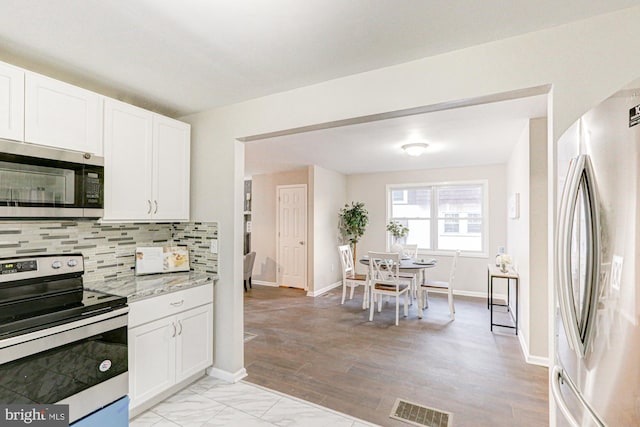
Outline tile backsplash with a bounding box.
[0,220,218,284]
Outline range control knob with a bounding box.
[67,259,78,267]
[51,260,63,269]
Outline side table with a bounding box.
[487,264,519,334]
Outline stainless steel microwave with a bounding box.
[0,139,104,218]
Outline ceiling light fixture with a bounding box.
[402,143,429,157]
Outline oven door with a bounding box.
[0,308,128,423]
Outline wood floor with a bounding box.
[243,285,549,427]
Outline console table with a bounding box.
[487,264,519,334]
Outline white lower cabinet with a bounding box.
[128,284,213,412]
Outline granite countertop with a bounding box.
[86,271,217,302]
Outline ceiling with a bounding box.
[244,94,548,176]
[0,1,637,117]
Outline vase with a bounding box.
[500,262,508,273]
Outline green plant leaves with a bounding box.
[338,201,369,244]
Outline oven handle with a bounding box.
[0,307,128,351]
[0,311,128,364]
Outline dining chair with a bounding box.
[368,251,410,326]
[420,250,459,319]
[244,251,256,292]
[399,243,419,300]
[338,245,369,309]
[401,244,418,258]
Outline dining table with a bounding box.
[359,256,438,318]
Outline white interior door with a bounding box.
[277,185,307,289]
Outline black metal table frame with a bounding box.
[487,266,519,334]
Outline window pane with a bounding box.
[388,183,484,253]
[391,190,407,204]
[444,213,459,233]
[437,185,482,251]
[391,188,431,218]
[438,219,482,251]
[467,213,482,233]
[437,185,482,216]
[407,219,430,249]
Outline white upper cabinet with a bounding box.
[104,99,154,220]
[25,72,103,155]
[103,98,190,222]
[0,61,24,141]
[152,115,190,221]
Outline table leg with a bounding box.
[507,277,511,312]
[515,278,519,335]
[490,276,494,331]
[418,269,423,319]
[487,269,490,309]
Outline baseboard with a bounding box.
[307,280,342,297]
[518,332,550,367]
[251,280,278,287]
[206,366,247,383]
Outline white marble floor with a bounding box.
[130,376,379,427]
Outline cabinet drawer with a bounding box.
[129,283,213,328]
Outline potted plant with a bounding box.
[339,202,369,264]
[386,220,409,254]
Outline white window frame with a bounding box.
[386,180,489,257]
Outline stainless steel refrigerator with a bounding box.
[552,86,640,426]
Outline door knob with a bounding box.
[299,241,304,245]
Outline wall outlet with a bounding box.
[210,239,218,254]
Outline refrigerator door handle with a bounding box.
[551,365,605,427]
[556,157,584,354]
[556,154,601,358]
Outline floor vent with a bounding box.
[243,332,258,343]
[390,398,452,427]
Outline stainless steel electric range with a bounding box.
[0,253,128,423]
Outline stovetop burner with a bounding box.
[0,289,127,340]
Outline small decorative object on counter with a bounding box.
[135,246,190,275]
[497,254,512,273]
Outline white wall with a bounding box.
[506,118,549,364]
[347,164,507,296]
[309,165,348,295]
[251,168,309,284]
[506,117,549,365]
[529,118,550,361]
[181,8,640,382]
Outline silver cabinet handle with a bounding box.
[177,320,183,335]
[154,200,158,214]
[171,322,177,337]
[170,300,184,307]
[147,200,152,214]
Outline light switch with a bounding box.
[210,239,218,254]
